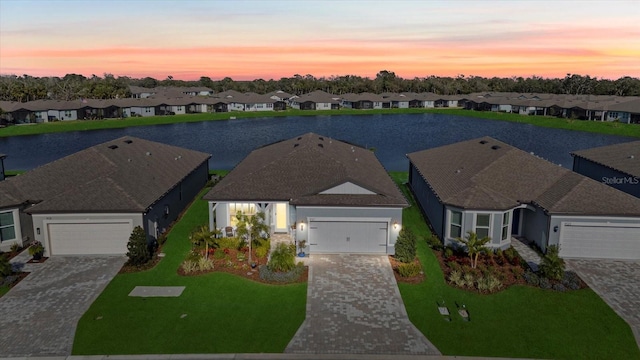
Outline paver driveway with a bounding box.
[566,259,640,350]
[0,255,125,357]
[286,254,440,355]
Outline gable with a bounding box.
[319,182,376,195]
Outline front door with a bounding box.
[275,203,288,233]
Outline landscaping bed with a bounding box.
[389,256,424,284]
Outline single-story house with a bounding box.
[203,132,408,254]
[572,140,640,198]
[0,136,211,255]
[290,91,340,110]
[407,137,640,260]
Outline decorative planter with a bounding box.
[298,252,306,258]
[32,252,43,261]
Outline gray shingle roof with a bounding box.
[0,137,210,213]
[572,140,640,178]
[203,133,407,207]
[407,137,640,216]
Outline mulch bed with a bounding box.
[435,250,527,289]
[27,256,49,264]
[178,247,308,285]
[389,256,425,284]
[1,246,27,261]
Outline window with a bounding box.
[0,211,16,242]
[450,211,462,238]
[177,106,183,111]
[145,107,151,113]
[229,203,256,226]
[475,213,491,239]
[502,212,510,241]
[267,103,273,108]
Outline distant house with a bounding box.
[204,133,407,254]
[0,137,210,255]
[407,137,640,260]
[572,140,640,198]
[290,90,340,110]
[607,99,640,124]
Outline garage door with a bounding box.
[308,221,387,254]
[559,223,640,260]
[47,222,133,255]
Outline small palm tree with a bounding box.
[454,231,491,269]
[235,211,270,265]
[189,225,217,259]
[540,245,565,280]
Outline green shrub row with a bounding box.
[259,263,305,283]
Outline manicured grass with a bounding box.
[0,285,9,297]
[3,107,639,138]
[390,172,640,360]
[72,188,307,355]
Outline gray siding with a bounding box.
[409,163,445,239]
[522,206,550,251]
[573,157,640,198]
[143,161,209,239]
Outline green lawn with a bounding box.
[0,285,9,297]
[2,107,639,138]
[390,172,640,360]
[72,188,307,355]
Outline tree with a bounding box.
[394,228,417,263]
[235,211,269,265]
[454,231,491,269]
[189,225,218,259]
[0,254,11,278]
[126,226,151,266]
[540,245,565,280]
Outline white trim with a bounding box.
[297,206,402,210]
[562,222,640,229]
[472,212,492,239]
[36,212,140,218]
[552,215,640,221]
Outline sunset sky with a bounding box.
[1,0,639,81]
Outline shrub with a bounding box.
[398,262,421,277]
[28,241,44,257]
[539,277,552,289]
[503,247,517,263]
[267,243,296,272]
[157,234,167,246]
[511,266,525,278]
[259,263,305,283]
[197,257,215,271]
[444,247,454,259]
[562,271,582,290]
[523,271,540,286]
[394,228,417,263]
[481,274,503,292]
[216,236,241,250]
[213,249,226,260]
[181,260,198,274]
[126,226,151,266]
[463,272,475,288]
[427,234,442,250]
[446,261,461,272]
[255,245,269,259]
[0,254,11,278]
[448,270,463,286]
[552,283,567,292]
[10,243,20,253]
[540,245,565,281]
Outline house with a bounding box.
[407,137,640,260]
[572,140,640,198]
[0,137,211,255]
[290,90,340,110]
[607,98,640,124]
[203,133,408,254]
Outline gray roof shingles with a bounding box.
[204,133,407,207]
[0,136,211,213]
[408,137,640,216]
[572,140,640,178]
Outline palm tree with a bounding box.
[189,225,217,259]
[235,211,269,266]
[454,231,491,269]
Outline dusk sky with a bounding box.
[1,0,639,81]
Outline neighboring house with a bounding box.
[407,137,640,260]
[572,140,640,198]
[607,98,640,124]
[0,137,211,255]
[203,133,408,254]
[290,90,340,110]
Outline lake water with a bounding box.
[0,113,636,172]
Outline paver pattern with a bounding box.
[566,259,640,350]
[510,237,541,272]
[286,254,440,355]
[0,255,125,357]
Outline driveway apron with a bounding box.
[0,256,125,357]
[286,254,440,355]
[566,259,640,350]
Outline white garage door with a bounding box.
[308,221,387,254]
[47,222,133,255]
[559,223,640,260]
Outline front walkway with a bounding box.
[286,254,440,355]
[1,255,125,357]
[566,259,640,350]
[510,237,542,272]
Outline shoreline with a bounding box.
[1,108,639,138]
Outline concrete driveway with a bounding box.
[0,255,125,357]
[286,254,440,355]
[566,259,640,350]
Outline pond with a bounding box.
[0,113,635,172]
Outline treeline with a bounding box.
[1,71,639,102]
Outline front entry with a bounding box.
[274,203,288,233]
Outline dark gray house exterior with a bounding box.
[408,137,640,260]
[572,140,640,199]
[0,136,210,255]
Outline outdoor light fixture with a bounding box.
[300,220,305,231]
[393,221,399,230]
[553,225,559,232]
[36,228,40,235]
